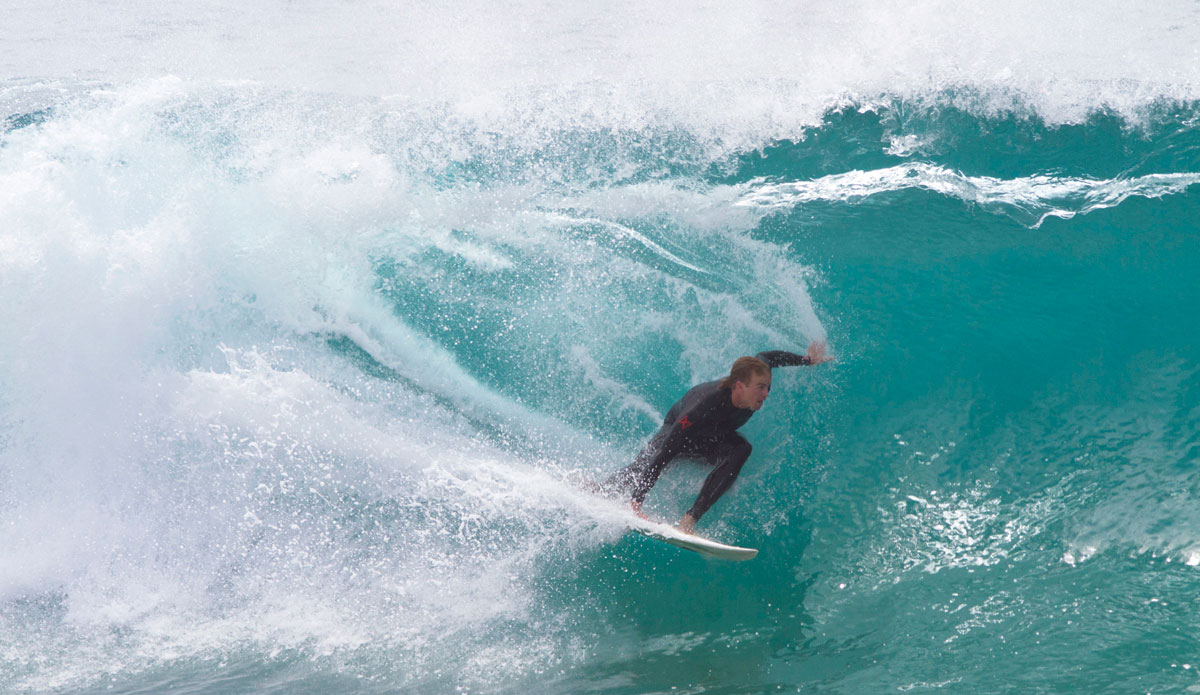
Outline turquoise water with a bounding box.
[4,3,1200,693]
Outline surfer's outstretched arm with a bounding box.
[757,340,832,368]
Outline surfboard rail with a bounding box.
[629,518,758,561]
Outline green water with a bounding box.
[3,56,1200,695]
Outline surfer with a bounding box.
[600,342,832,534]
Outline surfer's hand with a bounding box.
[677,513,697,535]
[631,499,649,520]
[806,340,833,365]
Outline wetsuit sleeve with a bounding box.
[755,350,811,367]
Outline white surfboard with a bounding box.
[628,517,758,561]
[565,473,757,561]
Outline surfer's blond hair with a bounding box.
[720,356,770,390]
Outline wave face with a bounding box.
[4,3,1200,693]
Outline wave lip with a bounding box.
[735,163,1200,227]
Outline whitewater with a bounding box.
[3,2,1200,693]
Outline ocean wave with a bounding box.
[6,1,1200,156]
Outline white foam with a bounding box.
[736,164,1200,227]
[4,1,1200,140]
[0,79,653,691]
[0,338,627,691]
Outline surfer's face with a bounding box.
[732,372,772,411]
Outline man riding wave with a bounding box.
[598,341,832,534]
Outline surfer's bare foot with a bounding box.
[631,499,649,520]
[676,513,697,534]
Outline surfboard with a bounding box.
[565,473,758,561]
[627,516,758,561]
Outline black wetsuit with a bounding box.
[602,350,813,521]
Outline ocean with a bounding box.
[3,2,1200,693]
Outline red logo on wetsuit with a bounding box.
[679,416,693,429]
